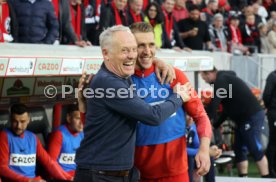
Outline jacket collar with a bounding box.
[134,64,155,77]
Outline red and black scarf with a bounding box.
[162,7,173,40]
[0,2,10,42]
[83,0,89,8]
[95,0,101,16]
[244,23,259,44]
[149,19,155,27]
[229,25,242,44]
[51,0,59,18]
[129,8,142,23]
[70,4,82,40]
[143,0,149,11]
[111,1,125,25]
[201,7,214,15]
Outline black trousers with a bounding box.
[74,167,140,182]
[266,111,276,177]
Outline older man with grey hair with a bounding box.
[74,25,191,182]
[208,13,230,52]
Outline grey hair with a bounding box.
[213,13,223,22]
[273,20,276,26]
[99,25,132,50]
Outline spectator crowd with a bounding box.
[2,0,276,53]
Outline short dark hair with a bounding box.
[145,2,164,24]
[10,103,29,116]
[67,104,79,115]
[188,4,200,12]
[130,22,154,34]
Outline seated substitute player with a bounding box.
[0,103,72,182]
[47,104,84,178]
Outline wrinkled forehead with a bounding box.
[112,31,137,47]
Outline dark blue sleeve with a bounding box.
[206,77,225,121]
[44,1,59,44]
[263,72,276,108]
[100,78,183,126]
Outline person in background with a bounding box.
[84,0,108,45]
[162,0,189,51]
[258,23,271,54]
[178,5,213,50]
[186,114,222,182]
[252,1,268,24]
[0,0,17,42]
[268,21,276,54]
[208,13,230,52]
[240,14,261,53]
[200,67,270,178]
[99,0,128,30]
[201,0,218,25]
[267,11,276,30]
[127,0,144,25]
[269,0,276,12]
[47,104,84,179]
[51,0,90,47]
[217,0,231,20]
[144,2,171,48]
[263,69,276,177]
[226,14,249,54]
[63,0,91,46]
[172,0,189,22]
[239,5,262,27]
[0,104,72,182]
[9,0,59,44]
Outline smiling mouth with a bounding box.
[141,57,152,61]
[123,62,134,66]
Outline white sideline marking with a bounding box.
[216,177,276,182]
